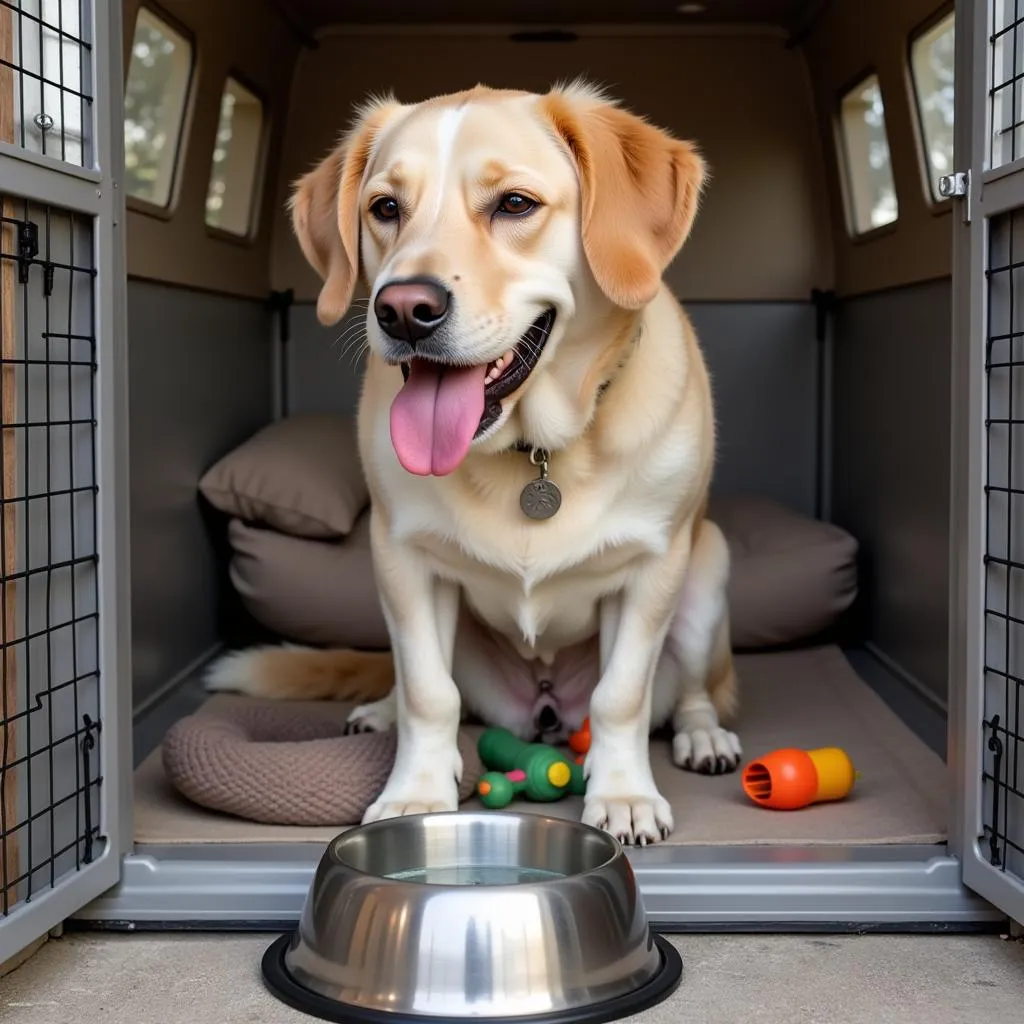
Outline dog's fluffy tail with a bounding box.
[204,644,395,703]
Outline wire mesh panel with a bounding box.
[990,0,1024,167]
[0,191,101,920]
[0,0,92,168]
[982,211,1024,887]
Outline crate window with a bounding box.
[2,0,91,167]
[123,7,193,209]
[910,12,955,202]
[838,74,898,235]
[990,0,1024,167]
[205,77,265,237]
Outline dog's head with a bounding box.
[290,82,707,476]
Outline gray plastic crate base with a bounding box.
[71,842,1003,932]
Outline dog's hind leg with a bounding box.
[346,689,398,734]
[663,518,742,775]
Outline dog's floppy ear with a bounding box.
[539,82,708,310]
[290,96,405,326]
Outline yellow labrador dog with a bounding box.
[207,81,741,844]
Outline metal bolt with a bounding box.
[33,113,54,132]
[938,172,968,198]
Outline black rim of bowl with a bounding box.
[261,931,683,1024]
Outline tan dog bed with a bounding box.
[162,702,483,826]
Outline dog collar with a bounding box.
[507,325,640,520]
[507,379,611,459]
[518,445,561,521]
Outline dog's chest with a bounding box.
[393,484,672,652]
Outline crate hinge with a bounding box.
[1,215,55,295]
[985,714,1004,867]
[939,170,971,223]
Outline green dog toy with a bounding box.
[476,728,586,809]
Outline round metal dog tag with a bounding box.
[520,478,562,520]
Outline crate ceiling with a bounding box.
[277,0,819,30]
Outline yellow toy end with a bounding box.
[547,762,571,788]
[806,747,858,803]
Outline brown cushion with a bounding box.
[162,702,482,826]
[227,496,857,653]
[709,494,858,650]
[228,512,390,649]
[199,414,368,539]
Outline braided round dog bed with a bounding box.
[161,704,483,826]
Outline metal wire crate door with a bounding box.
[0,0,129,966]
[952,0,1024,928]
[0,194,101,921]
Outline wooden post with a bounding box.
[0,3,19,912]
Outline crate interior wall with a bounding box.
[0,0,1012,935]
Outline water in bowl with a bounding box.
[385,864,565,886]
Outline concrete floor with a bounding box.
[2,931,1024,1024]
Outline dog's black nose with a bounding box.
[374,278,451,346]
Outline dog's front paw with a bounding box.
[672,726,742,775]
[363,792,458,822]
[582,793,674,846]
[362,749,462,823]
[345,697,397,735]
[582,750,674,845]
[363,783,459,822]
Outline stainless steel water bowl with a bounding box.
[262,811,682,1023]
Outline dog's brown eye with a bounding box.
[370,197,400,222]
[497,193,537,217]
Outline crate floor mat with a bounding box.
[133,645,947,847]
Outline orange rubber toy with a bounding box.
[568,718,590,764]
[741,747,859,810]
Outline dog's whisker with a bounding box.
[339,333,369,366]
[339,344,367,370]
[343,343,369,370]
[510,332,548,372]
[333,325,366,358]
[336,320,366,341]
[511,350,534,374]
[518,323,553,356]
[333,318,369,351]
[345,331,369,358]
[335,313,367,333]
[337,328,363,353]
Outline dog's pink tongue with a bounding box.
[390,359,486,476]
